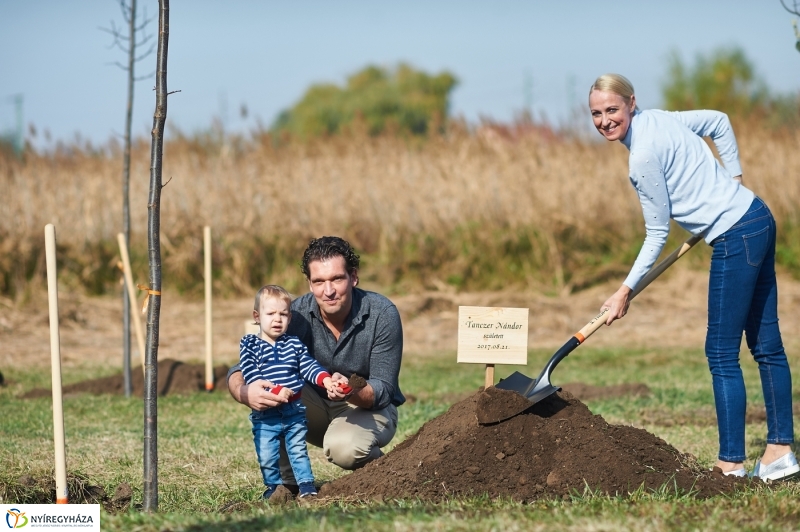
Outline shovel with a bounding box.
[485,233,703,424]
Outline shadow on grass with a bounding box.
[184,504,426,532]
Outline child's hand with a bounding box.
[267,385,293,399]
[322,377,338,395]
[277,387,294,399]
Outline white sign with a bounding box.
[2,504,100,531]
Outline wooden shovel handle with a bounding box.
[575,234,703,343]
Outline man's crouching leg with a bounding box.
[301,383,398,470]
[323,403,398,470]
[279,385,398,478]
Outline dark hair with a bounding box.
[301,236,360,278]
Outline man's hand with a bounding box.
[228,371,288,411]
[601,284,632,325]
[326,371,375,408]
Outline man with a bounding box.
[228,236,404,488]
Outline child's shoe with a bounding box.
[261,484,278,499]
[298,482,318,498]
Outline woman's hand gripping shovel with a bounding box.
[478,234,703,425]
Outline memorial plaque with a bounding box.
[457,306,529,365]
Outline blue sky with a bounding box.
[1,1,799,146]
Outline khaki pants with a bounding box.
[279,383,398,484]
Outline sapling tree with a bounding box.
[101,0,155,397]
[780,0,800,53]
[143,0,171,512]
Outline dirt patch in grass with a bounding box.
[560,382,650,401]
[19,359,230,399]
[0,475,132,513]
[319,388,744,502]
[641,403,800,428]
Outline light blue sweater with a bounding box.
[620,109,754,290]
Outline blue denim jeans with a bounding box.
[250,400,314,486]
[707,197,794,462]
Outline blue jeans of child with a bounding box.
[250,400,314,486]
[706,197,794,462]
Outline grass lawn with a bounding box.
[2,347,799,531]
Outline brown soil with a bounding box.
[560,382,651,401]
[475,386,537,424]
[348,373,368,389]
[474,383,650,425]
[20,359,230,399]
[1,475,132,513]
[2,268,799,370]
[319,388,744,502]
[2,269,798,504]
[641,402,800,428]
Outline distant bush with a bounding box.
[661,46,800,127]
[272,63,458,139]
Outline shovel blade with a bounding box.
[526,378,560,405]
[478,381,561,425]
[481,369,562,425]
[495,371,536,396]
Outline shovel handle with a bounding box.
[575,234,703,343]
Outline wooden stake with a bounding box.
[204,226,213,391]
[485,364,495,389]
[117,233,146,376]
[45,224,68,504]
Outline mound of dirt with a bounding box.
[20,359,230,399]
[319,388,743,502]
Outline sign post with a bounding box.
[457,306,529,388]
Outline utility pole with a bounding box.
[566,73,578,130]
[3,94,24,155]
[523,71,533,119]
[12,94,23,155]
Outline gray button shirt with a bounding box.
[230,287,405,410]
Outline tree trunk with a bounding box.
[122,0,138,399]
[143,0,169,513]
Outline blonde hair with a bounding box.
[254,284,292,311]
[589,74,635,106]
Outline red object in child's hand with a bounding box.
[338,384,352,394]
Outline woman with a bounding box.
[589,73,796,481]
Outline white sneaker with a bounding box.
[751,452,800,482]
[724,468,747,477]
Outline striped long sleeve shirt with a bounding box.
[239,333,331,399]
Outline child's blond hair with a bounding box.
[254,285,292,311]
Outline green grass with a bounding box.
[2,347,800,531]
